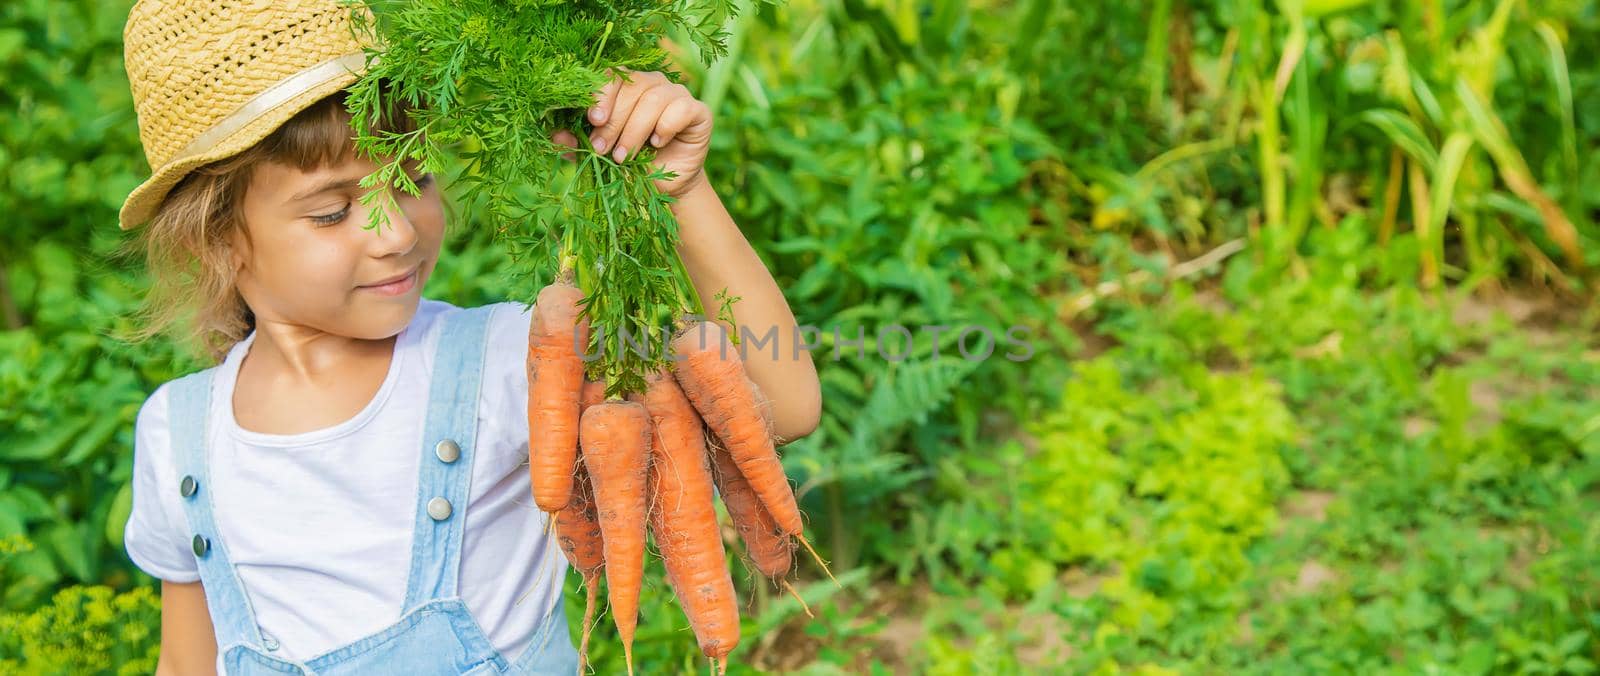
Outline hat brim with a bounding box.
[118,69,363,231]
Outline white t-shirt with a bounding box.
[124,299,566,666]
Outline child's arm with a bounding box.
[669,181,823,443]
[157,581,218,676]
[124,390,220,674]
[558,70,823,443]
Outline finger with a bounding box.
[552,130,580,162]
[650,97,711,149]
[613,84,688,162]
[590,73,670,155]
[586,76,624,128]
[591,81,660,156]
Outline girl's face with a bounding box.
[233,151,444,341]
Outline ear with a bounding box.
[226,227,251,273]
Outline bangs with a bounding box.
[256,79,422,172]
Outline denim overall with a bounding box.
[165,306,580,675]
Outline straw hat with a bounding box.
[118,0,380,230]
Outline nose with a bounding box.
[369,193,419,258]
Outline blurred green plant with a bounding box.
[2,0,1598,672]
[906,219,1599,672]
[0,537,161,675]
[916,348,1296,640]
[1145,0,1598,288]
[0,0,146,329]
[687,0,1082,574]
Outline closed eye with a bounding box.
[310,173,433,226]
[310,204,349,226]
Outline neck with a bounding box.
[243,317,397,384]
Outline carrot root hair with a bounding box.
[780,578,814,618]
[577,576,597,676]
[795,535,837,587]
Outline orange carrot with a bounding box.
[553,379,609,675]
[528,277,590,513]
[706,435,793,580]
[579,378,607,411]
[554,466,603,674]
[579,399,652,676]
[707,433,814,617]
[629,370,740,664]
[554,469,605,576]
[671,322,802,536]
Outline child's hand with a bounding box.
[552,70,712,198]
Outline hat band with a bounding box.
[169,51,370,164]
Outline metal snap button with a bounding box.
[435,439,460,464]
[192,534,210,557]
[180,475,198,498]
[427,497,452,521]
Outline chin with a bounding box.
[347,295,422,340]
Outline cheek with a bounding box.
[256,233,359,291]
[417,197,447,243]
[414,197,448,265]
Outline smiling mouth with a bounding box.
[360,265,420,295]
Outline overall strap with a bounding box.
[402,305,493,610]
[168,368,269,649]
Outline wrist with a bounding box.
[668,173,732,253]
[669,172,712,202]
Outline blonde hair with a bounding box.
[114,83,427,364]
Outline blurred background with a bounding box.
[2,0,1597,673]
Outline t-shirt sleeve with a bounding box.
[123,383,202,583]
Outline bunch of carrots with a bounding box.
[527,276,828,675]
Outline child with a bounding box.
[117,1,822,674]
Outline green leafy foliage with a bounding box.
[0,538,161,675]
[928,351,1296,639]
[701,0,1080,571]
[0,0,145,265]
[2,0,1598,673]
[903,220,1599,672]
[345,0,772,395]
